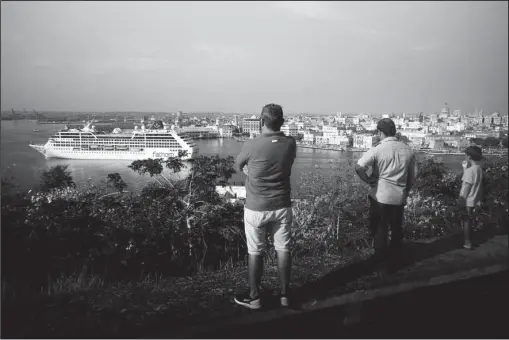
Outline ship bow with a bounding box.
[29,144,47,156]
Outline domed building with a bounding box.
[439,103,450,119]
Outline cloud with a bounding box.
[410,43,440,52]
[271,1,340,21]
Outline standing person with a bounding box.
[458,146,483,250]
[234,103,297,310]
[366,135,381,240]
[355,118,417,272]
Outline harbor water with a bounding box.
[0,120,465,192]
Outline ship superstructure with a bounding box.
[29,119,198,161]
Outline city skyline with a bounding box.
[1,1,508,114]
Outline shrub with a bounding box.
[40,165,76,192]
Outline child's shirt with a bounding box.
[461,164,483,207]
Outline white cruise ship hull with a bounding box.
[30,145,196,161]
[29,120,199,161]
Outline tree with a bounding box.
[106,173,128,193]
[127,152,236,259]
[40,165,75,191]
[470,138,484,146]
[483,137,501,148]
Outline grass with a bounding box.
[1,253,362,338]
[2,230,507,338]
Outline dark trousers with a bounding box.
[368,195,404,263]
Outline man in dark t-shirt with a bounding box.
[234,103,296,310]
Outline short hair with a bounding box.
[376,118,397,137]
[261,103,284,131]
[465,145,483,161]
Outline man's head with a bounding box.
[261,103,284,132]
[376,118,397,139]
[464,145,483,163]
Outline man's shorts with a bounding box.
[244,207,292,255]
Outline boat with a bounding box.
[28,119,199,161]
[33,129,40,132]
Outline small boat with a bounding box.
[115,145,128,151]
[104,145,114,150]
[33,129,40,132]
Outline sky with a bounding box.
[1,1,507,114]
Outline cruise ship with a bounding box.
[29,119,199,161]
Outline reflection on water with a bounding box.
[1,120,465,192]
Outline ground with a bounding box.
[1,229,507,338]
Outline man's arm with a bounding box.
[406,154,417,191]
[235,143,250,174]
[355,148,377,185]
[458,168,473,204]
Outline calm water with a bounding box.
[1,120,464,192]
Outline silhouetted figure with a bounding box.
[355,118,417,273]
[234,103,296,309]
[459,146,484,249]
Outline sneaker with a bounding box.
[280,294,290,308]
[234,292,261,310]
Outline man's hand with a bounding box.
[457,197,466,208]
[367,176,378,188]
[242,166,249,176]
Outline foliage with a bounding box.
[483,137,501,148]
[1,154,242,295]
[1,152,507,297]
[40,165,76,192]
[502,137,508,148]
[107,173,128,193]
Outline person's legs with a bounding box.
[248,254,263,298]
[463,207,473,249]
[273,207,293,305]
[374,203,390,265]
[388,204,405,266]
[368,195,380,239]
[235,208,267,309]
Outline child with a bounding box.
[459,146,483,249]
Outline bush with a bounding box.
[40,165,76,192]
[1,153,507,296]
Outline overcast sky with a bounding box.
[1,1,507,114]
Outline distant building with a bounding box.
[429,139,445,150]
[353,134,376,149]
[219,125,234,138]
[400,131,428,147]
[242,116,261,136]
[439,103,450,119]
[280,123,299,137]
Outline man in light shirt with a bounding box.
[355,118,417,272]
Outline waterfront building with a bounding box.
[429,139,445,150]
[353,134,376,149]
[400,131,429,147]
[315,133,326,145]
[242,116,261,136]
[328,135,350,147]
[179,126,219,139]
[218,125,234,138]
[280,123,299,137]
